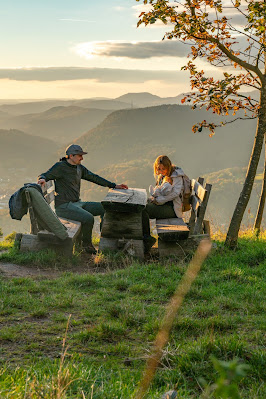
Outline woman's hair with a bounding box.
[153,155,175,185]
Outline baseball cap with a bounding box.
[65,144,88,156]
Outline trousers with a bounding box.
[56,201,104,245]
[142,202,176,237]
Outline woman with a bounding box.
[142,155,185,252]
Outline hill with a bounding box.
[0,129,59,217]
[69,104,261,229]
[116,92,162,107]
[0,106,113,143]
[0,92,186,117]
[116,92,187,107]
[0,104,263,235]
[74,99,131,110]
[0,129,58,168]
[0,98,131,116]
[0,100,75,115]
[75,104,257,176]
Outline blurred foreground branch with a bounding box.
[135,239,212,399]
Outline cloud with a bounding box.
[132,4,153,16]
[73,40,189,60]
[59,18,96,22]
[0,67,185,83]
[113,6,125,11]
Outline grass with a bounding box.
[0,232,265,398]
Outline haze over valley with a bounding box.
[0,93,263,236]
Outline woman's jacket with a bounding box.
[149,167,184,218]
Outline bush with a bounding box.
[4,231,16,242]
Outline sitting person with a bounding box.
[38,144,128,254]
[142,155,185,252]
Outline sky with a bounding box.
[0,0,244,100]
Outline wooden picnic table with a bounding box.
[99,188,147,258]
[99,178,212,259]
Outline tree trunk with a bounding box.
[225,87,266,248]
[254,134,266,235]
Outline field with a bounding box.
[0,232,265,398]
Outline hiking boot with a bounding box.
[83,244,97,255]
[143,235,156,254]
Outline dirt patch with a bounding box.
[0,262,63,278]
[0,258,104,279]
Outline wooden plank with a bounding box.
[189,177,208,235]
[37,220,81,243]
[156,218,189,241]
[198,177,204,186]
[44,191,55,205]
[203,220,211,235]
[158,235,210,257]
[102,188,147,213]
[20,234,73,256]
[41,180,53,196]
[46,180,53,189]
[191,195,201,212]
[188,208,196,235]
[193,183,212,235]
[59,218,82,239]
[20,234,52,252]
[191,180,206,202]
[42,181,55,207]
[25,190,40,235]
[101,211,143,240]
[37,230,69,244]
[156,218,188,231]
[99,237,144,259]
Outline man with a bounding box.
[38,144,128,254]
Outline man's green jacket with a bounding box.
[39,159,116,207]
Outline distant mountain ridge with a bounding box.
[75,104,257,177]
[0,106,113,143]
[115,92,187,107]
[0,92,187,116]
[0,90,259,116]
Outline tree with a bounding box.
[254,134,266,234]
[137,0,266,247]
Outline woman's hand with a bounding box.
[148,196,159,205]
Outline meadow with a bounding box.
[0,231,265,398]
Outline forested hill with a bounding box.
[0,106,112,143]
[0,129,58,171]
[75,104,257,178]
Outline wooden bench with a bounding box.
[16,181,81,256]
[99,188,147,259]
[156,177,212,257]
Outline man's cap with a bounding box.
[65,144,87,156]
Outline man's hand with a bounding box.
[38,178,46,186]
[115,184,128,190]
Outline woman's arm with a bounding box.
[153,182,172,197]
[154,176,183,205]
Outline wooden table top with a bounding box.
[101,188,147,213]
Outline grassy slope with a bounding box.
[0,235,265,398]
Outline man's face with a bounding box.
[70,154,83,165]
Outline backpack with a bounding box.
[182,174,192,212]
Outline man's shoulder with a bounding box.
[80,164,92,173]
[52,160,67,168]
